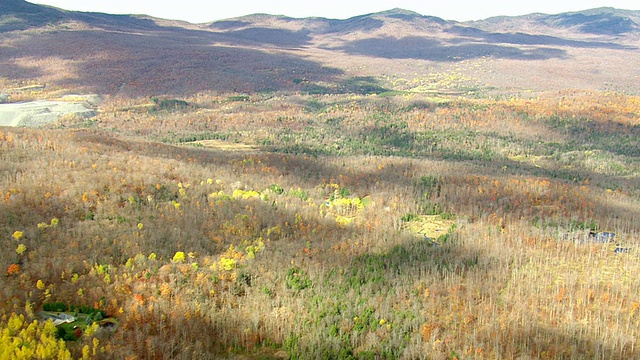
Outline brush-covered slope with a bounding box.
[0,0,66,31]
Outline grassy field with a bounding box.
[1,89,639,359]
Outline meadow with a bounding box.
[1,89,640,359]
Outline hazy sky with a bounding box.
[28,1,640,23]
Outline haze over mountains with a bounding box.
[1,0,640,97]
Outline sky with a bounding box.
[28,1,640,24]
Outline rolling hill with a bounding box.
[1,0,639,98]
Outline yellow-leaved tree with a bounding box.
[0,313,71,360]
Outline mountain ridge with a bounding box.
[3,1,639,36]
[0,0,66,31]
[2,1,640,97]
[470,7,640,36]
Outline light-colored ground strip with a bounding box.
[193,139,259,152]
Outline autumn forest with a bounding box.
[1,1,640,359]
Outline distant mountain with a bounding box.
[4,1,638,39]
[0,0,186,32]
[470,7,640,36]
[1,2,639,96]
[542,7,640,35]
[208,8,448,40]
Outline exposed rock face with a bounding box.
[0,95,99,127]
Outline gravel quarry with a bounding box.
[0,95,100,127]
